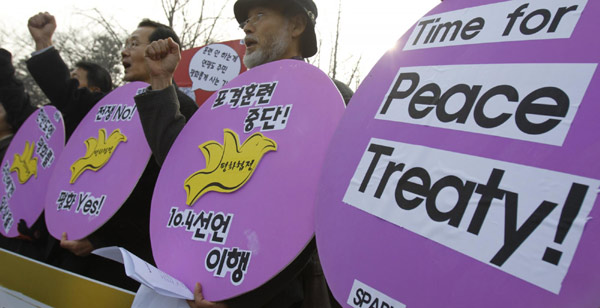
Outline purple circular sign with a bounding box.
[44,82,152,240]
[150,60,345,300]
[316,0,600,307]
[0,106,65,238]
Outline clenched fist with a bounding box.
[28,12,56,51]
[144,37,181,90]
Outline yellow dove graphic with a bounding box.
[70,128,128,184]
[10,141,38,184]
[184,128,277,206]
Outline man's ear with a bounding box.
[290,14,308,38]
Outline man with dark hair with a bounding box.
[72,61,113,94]
[26,13,111,139]
[26,12,198,291]
[134,0,351,307]
[138,19,184,46]
[121,18,197,121]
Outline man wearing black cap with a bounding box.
[134,0,349,307]
[236,0,353,103]
[235,0,318,66]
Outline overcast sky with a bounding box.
[1,0,440,88]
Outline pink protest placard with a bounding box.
[151,60,345,300]
[315,0,600,307]
[0,106,65,237]
[44,82,152,240]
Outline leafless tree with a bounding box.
[347,56,362,90]
[323,0,363,90]
[329,0,342,80]
[161,0,233,49]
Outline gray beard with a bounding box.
[243,26,290,69]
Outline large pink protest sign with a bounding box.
[0,106,64,237]
[316,0,600,307]
[44,82,151,240]
[151,60,344,300]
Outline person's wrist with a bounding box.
[150,75,173,91]
[34,39,52,51]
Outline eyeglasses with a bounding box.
[239,13,264,29]
[122,40,148,50]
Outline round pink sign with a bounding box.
[0,106,65,237]
[44,82,152,240]
[316,0,600,307]
[150,60,345,300]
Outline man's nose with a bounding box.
[243,23,254,34]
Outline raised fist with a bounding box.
[144,37,181,90]
[28,12,56,51]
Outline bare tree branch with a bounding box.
[329,0,342,79]
[203,0,230,46]
[347,56,362,87]
[80,9,127,45]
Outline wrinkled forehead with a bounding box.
[126,26,154,43]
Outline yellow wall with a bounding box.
[0,249,135,308]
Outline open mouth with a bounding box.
[244,38,258,49]
[122,61,131,71]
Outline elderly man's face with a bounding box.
[121,27,154,83]
[242,6,292,68]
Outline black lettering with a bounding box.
[548,6,578,32]
[122,108,131,120]
[413,19,437,45]
[369,298,380,308]
[359,144,395,193]
[408,83,441,119]
[490,192,558,266]
[375,162,405,199]
[543,183,589,265]
[468,169,506,235]
[520,9,552,35]
[128,106,137,120]
[96,195,105,214]
[424,18,442,44]
[426,175,477,227]
[473,85,518,129]
[91,200,98,214]
[114,105,125,121]
[168,207,177,226]
[395,167,431,210]
[503,4,529,36]
[461,17,485,40]
[380,73,420,115]
[84,200,93,213]
[431,21,462,43]
[515,87,569,135]
[362,291,372,306]
[185,211,195,230]
[76,193,87,212]
[174,212,183,226]
[437,84,482,123]
[354,289,364,306]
